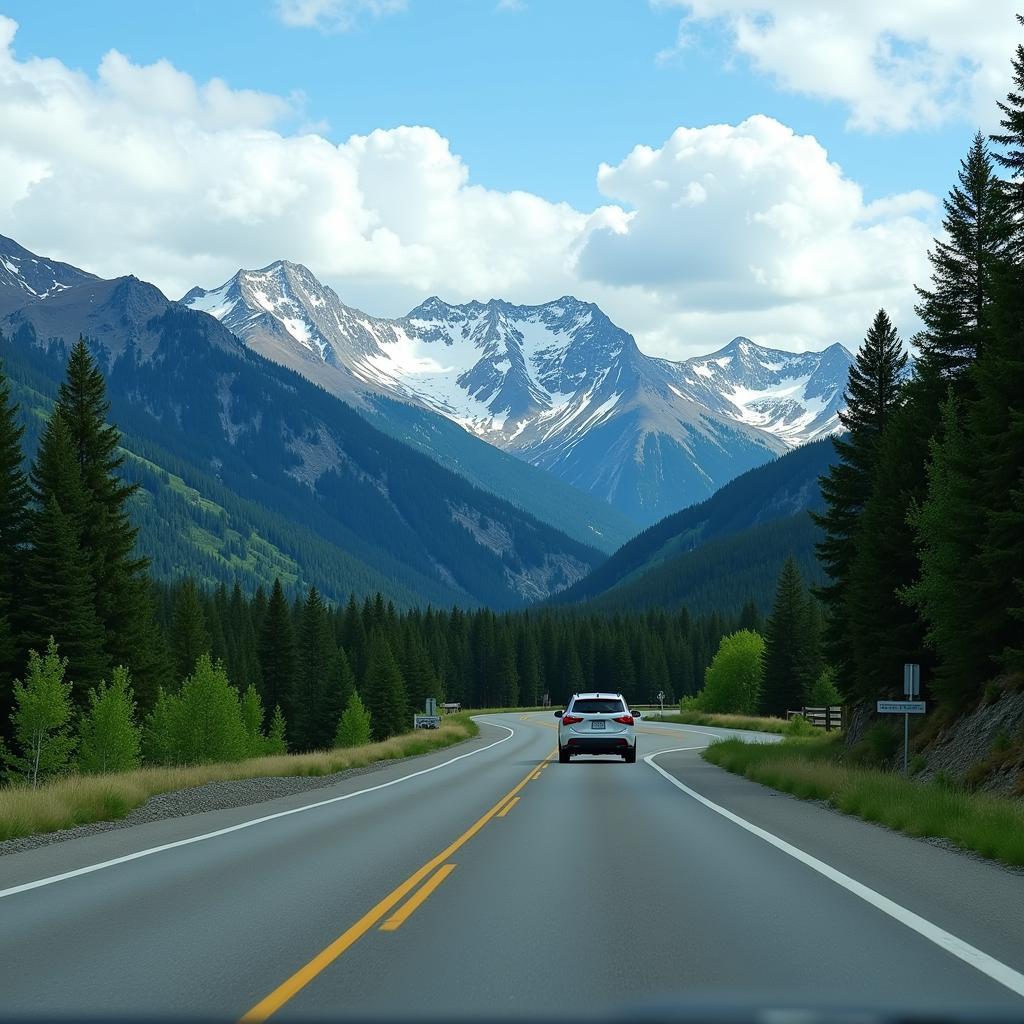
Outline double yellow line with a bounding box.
[241,750,554,1022]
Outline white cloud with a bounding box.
[275,0,406,33]
[0,17,933,357]
[656,1,1017,132]
[577,115,935,351]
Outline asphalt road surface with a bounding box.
[1,713,1023,1020]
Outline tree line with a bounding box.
[813,26,1024,715]
[684,556,839,718]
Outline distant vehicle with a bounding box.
[555,692,638,763]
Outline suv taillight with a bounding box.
[562,714,583,725]
[613,714,634,725]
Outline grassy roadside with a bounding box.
[652,709,792,734]
[0,714,479,843]
[703,736,1024,868]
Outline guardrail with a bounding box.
[786,705,843,731]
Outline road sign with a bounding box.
[903,663,920,697]
[413,714,442,729]
[877,700,926,714]
[425,697,437,716]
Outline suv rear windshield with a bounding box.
[570,698,625,714]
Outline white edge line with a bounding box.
[645,746,1024,999]
[0,720,515,901]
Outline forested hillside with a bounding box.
[554,439,834,615]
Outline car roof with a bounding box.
[571,692,624,699]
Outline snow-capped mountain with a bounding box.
[0,234,97,315]
[184,263,854,525]
[664,337,853,445]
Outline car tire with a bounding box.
[624,746,637,763]
[558,746,570,764]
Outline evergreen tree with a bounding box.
[257,578,296,723]
[77,666,142,774]
[55,340,158,692]
[171,579,210,683]
[23,410,107,701]
[334,690,372,747]
[760,558,808,717]
[0,363,28,713]
[361,631,408,741]
[992,15,1024,257]
[239,683,268,757]
[265,705,288,754]
[903,394,982,704]
[294,586,337,750]
[813,310,907,689]
[6,638,76,786]
[915,132,1011,380]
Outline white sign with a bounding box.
[425,697,437,716]
[903,663,920,697]
[877,700,926,715]
[414,715,442,729]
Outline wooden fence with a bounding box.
[786,705,843,731]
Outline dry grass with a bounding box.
[0,717,477,842]
[704,736,1024,868]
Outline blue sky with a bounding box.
[0,2,1016,355]
[2,0,980,209]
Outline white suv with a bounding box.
[555,693,638,763]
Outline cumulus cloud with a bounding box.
[275,0,406,33]
[0,17,934,357]
[656,1,1016,132]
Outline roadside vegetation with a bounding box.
[0,712,478,842]
[704,735,1024,868]
[654,710,793,735]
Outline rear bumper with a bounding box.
[562,736,633,755]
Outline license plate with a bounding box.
[591,720,606,730]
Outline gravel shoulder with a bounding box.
[0,738,477,858]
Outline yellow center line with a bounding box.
[495,796,519,818]
[240,749,555,1023]
[378,864,457,932]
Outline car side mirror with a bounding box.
[634,711,642,719]
[554,710,563,718]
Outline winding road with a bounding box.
[1,713,1022,1019]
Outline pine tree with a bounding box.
[0,362,28,713]
[992,14,1024,257]
[903,394,981,704]
[171,579,210,683]
[23,411,107,701]
[334,690,372,748]
[6,638,76,786]
[257,578,295,724]
[265,705,288,754]
[239,684,268,757]
[760,558,808,717]
[813,310,907,690]
[77,666,142,773]
[915,132,1011,380]
[360,631,408,741]
[54,340,158,692]
[293,586,337,751]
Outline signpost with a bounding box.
[877,664,924,775]
[414,697,442,730]
[657,691,665,714]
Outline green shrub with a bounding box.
[785,714,818,737]
[691,630,764,714]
